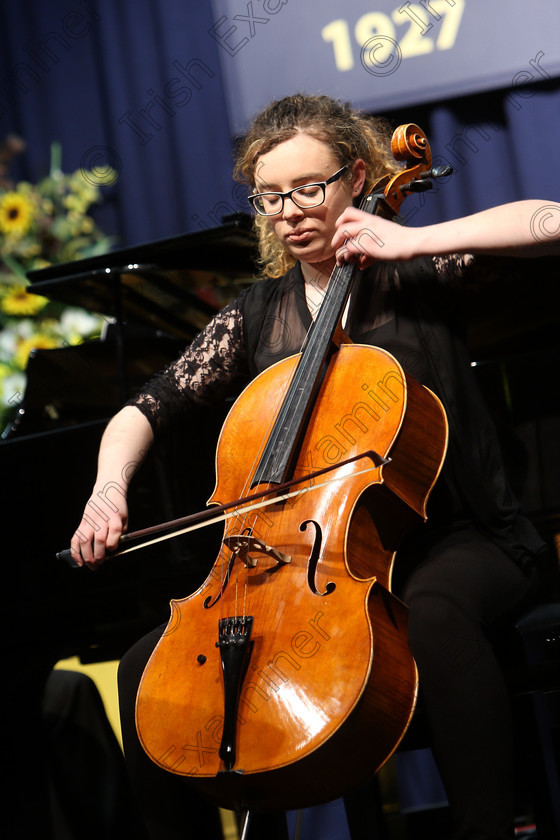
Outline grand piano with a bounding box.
[2,213,259,669]
[1,214,558,835]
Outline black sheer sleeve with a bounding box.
[432,253,474,282]
[127,294,250,435]
[432,252,534,287]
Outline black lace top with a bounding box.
[128,255,544,567]
[130,255,465,430]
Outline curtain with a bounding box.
[0,0,238,248]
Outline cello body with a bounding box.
[135,343,448,811]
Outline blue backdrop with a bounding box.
[1,0,560,253]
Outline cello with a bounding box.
[121,126,451,813]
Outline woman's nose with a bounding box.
[281,197,305,220]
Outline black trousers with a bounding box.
[118,525,537,840]
[395,526,537,840]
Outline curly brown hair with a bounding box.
[234,93,401,278]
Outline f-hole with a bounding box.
[300,519,336,597]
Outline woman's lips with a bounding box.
[286,229,313,243]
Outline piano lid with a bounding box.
[26,213,258,340]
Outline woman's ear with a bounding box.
[351,159,367,197]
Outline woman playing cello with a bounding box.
[71,93,560,840]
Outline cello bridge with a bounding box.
[223,534,292,569]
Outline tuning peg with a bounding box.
[431,165,454,178]
[400,179,434,194]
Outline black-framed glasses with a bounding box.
[248,166,348,216]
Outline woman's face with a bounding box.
[254,133,365,275]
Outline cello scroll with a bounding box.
[370,123,452,218]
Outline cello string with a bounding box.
[225,267,359,617]
[224,321,318,620]
[231,270,355,614]
[226,272,350,634]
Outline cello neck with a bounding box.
[250,260,358,488]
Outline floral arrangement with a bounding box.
[0,139,117,431]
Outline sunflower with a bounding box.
[0,191,35,237]
[1,285,49,317]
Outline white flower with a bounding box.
[0,328,18,360]
[59,307,103,339]
[0,371,25,407]
[0,318,38,361]
[13,319,36,339]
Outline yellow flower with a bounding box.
[15,333,58,369]
[0,191,34,237]
[1,285,49,317]
[31,258,51,271]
